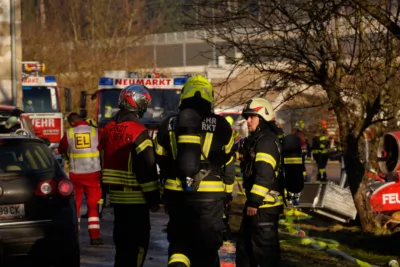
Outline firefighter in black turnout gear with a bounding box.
[100,85,160,267]
[236,98,284,267]
[154,75,236,267]
[312,130,330,181]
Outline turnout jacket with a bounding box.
[242,128,283,212]
[154,112,236,200]
[100,110,159,206]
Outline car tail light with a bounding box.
[35,179,74,197]
[58,179,74,196]
[37,181,54,195]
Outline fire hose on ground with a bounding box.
[279,208,399,267]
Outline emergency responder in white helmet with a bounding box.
[154,75,235,267]
[99,85,160,267]
[58,112,103,245]
[236,98,283,267]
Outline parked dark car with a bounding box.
[0,134,79,266]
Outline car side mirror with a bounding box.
[41,138,51,146]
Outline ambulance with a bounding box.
[79,71,191,138]
[21,61,71,166]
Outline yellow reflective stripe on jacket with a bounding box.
[102,169,137,186]
[201,132,213,160]
[164,178,184,191]
[255,152,277,169]
[168,253,190,267]
[109,190,146,204]
[169,131,177,160]
[164,178,227,193]
[284,157,302,164]
[225,133,235,154]
[136,139,153,154]
[178,135,201,144]
[250,184,268,197]
[225,155,234,165]
[249,184,284,207]
[69,151,100,158]
[235,176,243,181]
[224,183,234,193]
[154,137,167,156]
[312,149,320,154]
[259,196,284,208]
[140,180,159,192]
[102,169,136,179]
[320,136,327,141]
[197,181,225,192]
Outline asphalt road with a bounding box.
[77,161,344,266]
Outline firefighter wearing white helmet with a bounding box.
[236,97,283,267]
[154,75,235,267]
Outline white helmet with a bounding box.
[242,98,275,122]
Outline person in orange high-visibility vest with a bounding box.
[58,112,103,246]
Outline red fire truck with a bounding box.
[21,61,71,165]
[79,71,190,137]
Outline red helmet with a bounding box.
[118,85,152,117]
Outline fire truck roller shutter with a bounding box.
[378,132,400,174]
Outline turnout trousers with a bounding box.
[317,152,329,181]
[113,204,150,267]
[236,207,281,267]
[70,171,102,240]
[166,197,225,267]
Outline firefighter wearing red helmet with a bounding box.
[154,75,235,267]
[58,112,103,245]
[99,85,160,267]
[236,98,284,267]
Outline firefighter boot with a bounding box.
[322,171,327,182]
[317,172,322,181]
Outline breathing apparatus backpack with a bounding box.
[174,108,217,192]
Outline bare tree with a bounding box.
[22,0,163,113]
[352,0,400,39]
[186,0,400,231]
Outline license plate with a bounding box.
[0,204,25,219]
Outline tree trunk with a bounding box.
[344,134,380,232]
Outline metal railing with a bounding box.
[142,30,212,45]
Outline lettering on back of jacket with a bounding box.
[202,117,217,131]
[109,125,128,140]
